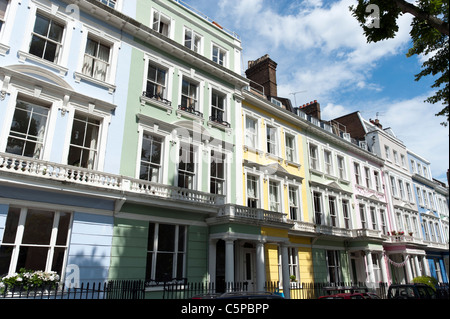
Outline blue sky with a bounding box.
[184,0,449,183]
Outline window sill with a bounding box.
[207,119,232,134]
[0,43,10,56]
[176,107,204,123]
[140,94,173,115]
[18,50,68,76]
[285,160,301,170]
[74,72,116,93]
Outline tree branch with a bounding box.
[393,0,449,36]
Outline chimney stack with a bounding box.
[299,100,321,120]
[245,54,278,99]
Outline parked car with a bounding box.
[387,284,438,299]
[319,292,380,299]
[191,291,284,299]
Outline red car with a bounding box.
[319,292,380,299]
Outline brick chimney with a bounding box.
[245,54,278,99]
[299,100,321,120]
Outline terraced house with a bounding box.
[0,0,447,300]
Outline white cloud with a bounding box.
[366,95,449,182]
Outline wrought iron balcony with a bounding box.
[209,115,231,128]
[178,104,203,118]
[142,91,172,106]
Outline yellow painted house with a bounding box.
[239,55,315,297]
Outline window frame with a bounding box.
[246,174,260,208]
[309,143,319,171]
[138,132,164,183]
[67,112,102,170]
[211,43,227,67]
[183,27,202,53]
[244,114,259,150]
[145,222,186,283]
[28,12,65,64]
[177,142,198,190]
[210,149,226,195]
[5,97,51,160]
[268,179,281,212]
[0,207,72,277]
[266,124,278,156]
[151,9,172,38]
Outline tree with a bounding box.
[350,0,449,126]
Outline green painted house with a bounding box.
[107,0,248,297]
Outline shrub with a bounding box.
[412,276,438,290]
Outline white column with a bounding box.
[404,254,413,283]
[225,239,235,289]
[366,251,376,288]
[256,241,266,291]
[422,256,431,276]
[379,253,389,284]
[281,244,290,299]
[413,255,421,277]
[208,239,217,285]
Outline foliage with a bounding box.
[0,268,60,293]
[350,0,449,126]
[412,275,438,289]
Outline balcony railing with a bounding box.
[142,91,172,107]
[0,152,224,206]
[218,204,294,226]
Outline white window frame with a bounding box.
[75,27,120,93]
[67,112,102,170]
[183,27,202,54]
[288,184,300,221]
[1,91,58,162]
[0,206,72,277]
[354,162,361,185]
[268,179,282,212]
[328,195,338,227]
[211,43,227,67]
[62,105,110,172]
[151,8,173,38]
[324,149,333,176]
[337,155,346,180]
[18,4,74,75]
[266,123,279,156]
[243,113,260,151]
[284,133,297,163]
[137,131,165,183]
[176,142,199,190]
[246,173,261,208]
[342,199,351,229]
[209,148,226,195]
[309,143,319,171]
[359,204,367,229]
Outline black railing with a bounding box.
[209,115,231,128]
[162,281,391,299]
[142,91,172,106]
[0,280,145,300]
[178,105,203,117]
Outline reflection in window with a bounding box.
[68,113,100,169]
[29,13,64,63]
[6,99,49,159]
[0,207,71,276]
[140,133,163,183]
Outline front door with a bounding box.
[242,247,256,292]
